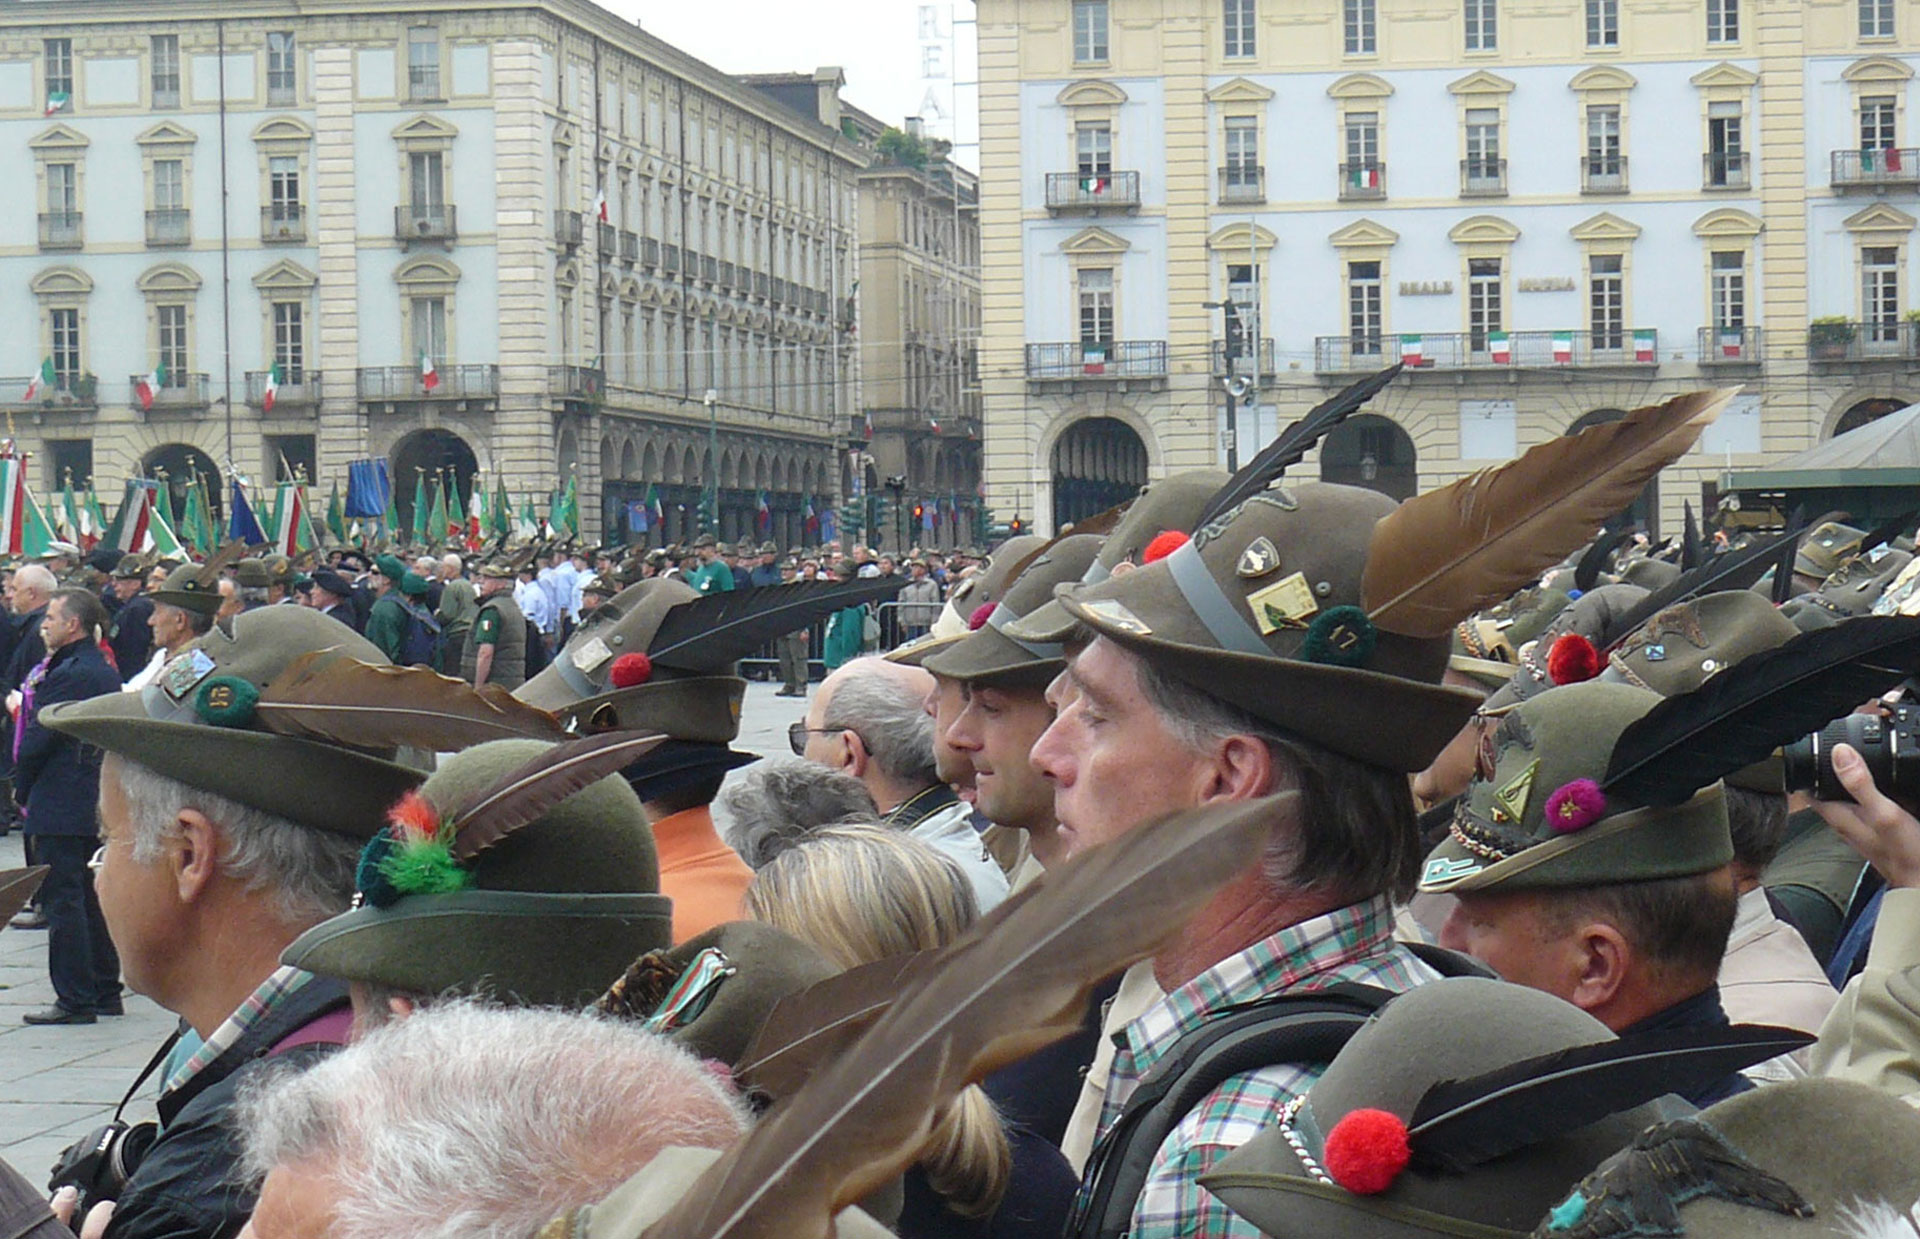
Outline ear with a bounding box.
[171,808,223,905]
[1199,733,1278,804]
[840,729,869,779]
[1566,920,1632,1015]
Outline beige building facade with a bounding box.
[977,0,1920,534]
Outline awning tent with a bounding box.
[1723,402,1920,492]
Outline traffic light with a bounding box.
[1009,516,1024,535]
[913,503,925,523]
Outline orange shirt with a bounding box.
[651,804,755,944]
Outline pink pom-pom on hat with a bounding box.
[1545,778,1607,834]
[968,602,997,631]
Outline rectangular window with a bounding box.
[1465,107,1502,191]
[1468,257,1502,350]
[1585,105,1623,189]
[1348,260,1383,354]
[1346,111,1379,166]
[409,151,445,208]
[408,28,441,100]
[46,161,78,213]
[1224,116,1259,181]
[44,38,71,103]
[1586,0,1619,46]
[1589,253,1624,350]
[1076,123,1113,177]
[153,159,184,211]
[1073,0,1109,62]
[1344,0,1377,53]
[1863,246,1900,341]
[1464,0,1497,50]
[269,156,300,218]
[1862,95,1897,151]
[273,302,305,383]
[50,308,80,385]
[267,32,297,104]
[1707,0,1738,42]
[411,297,448,364]
[1707,101,1744,185]
[1711,250,1746,332]
[1224,0,1256,57]
[1861,0,1895,38]
[151,35,180,107]
[1077,268,1114,344]
[157,305,189,385]
[1228,262,1261,336]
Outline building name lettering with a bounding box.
[1398,281,1453,296]
[1518,277,1577,292]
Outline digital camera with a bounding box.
[1781,704,1920,803]
[47,1119,157,1224]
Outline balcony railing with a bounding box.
[1315,329,1661,372]
[642,237,660,268]
[146,208,191,247]
[1218,166,1265,204]
[130,372,210,411]
[701,254,719,284]
[549,364,604,400]
[1698,326,1763,365]
[555,209,583,248]
[772,277,790,305]
[597,221,617,256]
[245,369,320,408]
[1461,158,1508,196]
[1026,340,1168,381]
[1809,320,1920,363]
[753,271,769,299]
[39,211,82,251]
[718,260,736,290]
[1044,170,1142,212]
[0,372,95,408]
[356,364,498,400]
[261,204,306,242]
[620,230,639,264]
[1339,161,1386,201]
[662,243,681,274]
[1832,148,1920,191]
[1582,156,1629,194]
[395,203,456,242]
[1211,338,1277,376]
[1704,151,1750,189]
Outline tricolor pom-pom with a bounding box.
[610,652,654,689]
[1322,1108,1412,1196]
[1546,633,1601,686]
[1142,530,1189,564]
[1545,778,1607,834]
[387,789,443,842]
[968,602,997,631]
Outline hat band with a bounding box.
[1166,540,1271,658]
[141,682,203,725]
[985,601,1061,660]
[550,647,601,701]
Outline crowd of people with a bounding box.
[2,377,1920,1239]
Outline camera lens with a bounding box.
[1783,714,1896,802]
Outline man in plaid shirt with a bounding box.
[1017,482,1484,1238]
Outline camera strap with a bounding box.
[112,1028,183,1124]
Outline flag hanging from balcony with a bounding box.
[647,483,664,527]
[229,478,267,545]
[263,362,282,413]
[756,490,771,532]
[584,357,600,397]
[594,187,609,224]
[804,497,819,536]
[1633,331,1656,363]
[23,359,54,403]
[1861,146,1902,173]
[1349,164,1378,190]
[1720,330,1744,358]
[135,361,168,412]
[1552,333,1574,363]
[929,415,941,434]
[863,410,874,440]
[1399,335,1423,365]
[419,351,439,392]
[44,91,69,116]
[1080,174,1108,195]
[345,458,391,520]
[1488,331,1511,364]
[1082,342,1110,375]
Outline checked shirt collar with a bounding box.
[162,964,314,1095]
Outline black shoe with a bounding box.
[96,998,125,1017]
[23,1006,95,1026]
[9,908,47,930]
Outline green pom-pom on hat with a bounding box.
[195,676,260,728]
[377,838,474,900]
[1301,605,1378,669]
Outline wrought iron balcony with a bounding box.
[620,230,639,264]
[245,369,320,408]
[1211,338,1277,376]
[701,254,719,284]
[1339,161,1386,201]
[554,209,583,248]
[1460,158,1507,197]
[356,364,498,401]
[1698,327,1763,365]
[753,271,770,299]
[1832,148,1920,191]
[38,211,82,251]
[597,221,617,256]
[395,203,456,242]
[145,208,191,247]
[261,204,305,242]
[1044,170,1141,213]
[129,371,210,412]
[549,365,604,400]
[1704,151,1750,189]
[1581,156,1629,194]
[1026,340,1168,381]
[1217,166,1265,204]
[662,243,681,274]
[718,260,736,290]
[1,371,95,408]
[1314,329,1660,373]
[642,236,660,268]
[1808,320,1920,363]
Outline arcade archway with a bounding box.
[139,443,223,524]
[390,428,478,537]
[1320,413,1417,501]
[1834,396,1909,438]
[1051,417,1148,529]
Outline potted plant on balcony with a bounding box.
[1810,317,1855,361]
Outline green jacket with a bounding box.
[436,575,479,639]
[823,604,867,670]
[686,560,736,594]
[364,594,409,664]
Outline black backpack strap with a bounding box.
[1069,984,1395,1239]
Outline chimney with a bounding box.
[813,65,846,131]
[905,116,924,140]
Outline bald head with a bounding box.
[807,657,939,808]
[10,563,54,613]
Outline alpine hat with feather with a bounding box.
[281,733,675,1008]
[921,534,1103,687]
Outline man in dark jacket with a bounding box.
[3,563,53,698]
[105,558,155,684]
[17,589,123,1024]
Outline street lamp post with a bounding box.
[1203,301,1249,471]
[702,387,719,534]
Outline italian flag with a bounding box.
[1862,147,1904,173]
[593,187,609,223]
[23,358,55,402]
[466,478,483,550]
[420,351,439,392]
[1081,175,1108,195]
[271,481,312,555]
[0,454,27,556]
[1349,164,1378,190]
[1082,342,1109,375]
[1552,334,1574,363]
[647,483,664,525]
[1488,331,1511,363]
[1399,334,1424,365]
[135,360,168,412]
[263,362,282,412]
[1633,331,1656,363]
[44,91,69,116]
[1720,330,1744,358]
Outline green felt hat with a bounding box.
[1418,681,1731,894]
[1538,1078,1920,1238]
[111,554,148,581]
[41,608,426,840]
[1200,978,1692,1238]
[922,534,1102,687]
[148,561,225,617]
[1500,587,1574,650]
[1618,556,1681,592]
[1805,545,1914,619]
[234,557,272,589]
[1481,585,1650,713]
[373,553,407,581]
[1052,483,1481,771]
[929,534,1045,639]
[1794,521,1864,581]
[281,737,672,1008]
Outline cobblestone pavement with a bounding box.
[0,677,817,1181]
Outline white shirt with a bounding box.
[903,797,1010,914]
[515,580,556,633]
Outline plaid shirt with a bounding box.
[162,965,314,1095]
[1087,897,1436,1239]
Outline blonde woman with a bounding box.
[746,825,1078,1239]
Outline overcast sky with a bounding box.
[605,0,980,166]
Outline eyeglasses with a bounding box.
[788,721,855,756]
[87,846,105,875]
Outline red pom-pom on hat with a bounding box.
[386,789,442,842]
[1546,632,1601,686]
[968,602,997,631]
[610,652,654,689]
[1142,530,1189,564]
[1322,1108,1412,1196]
